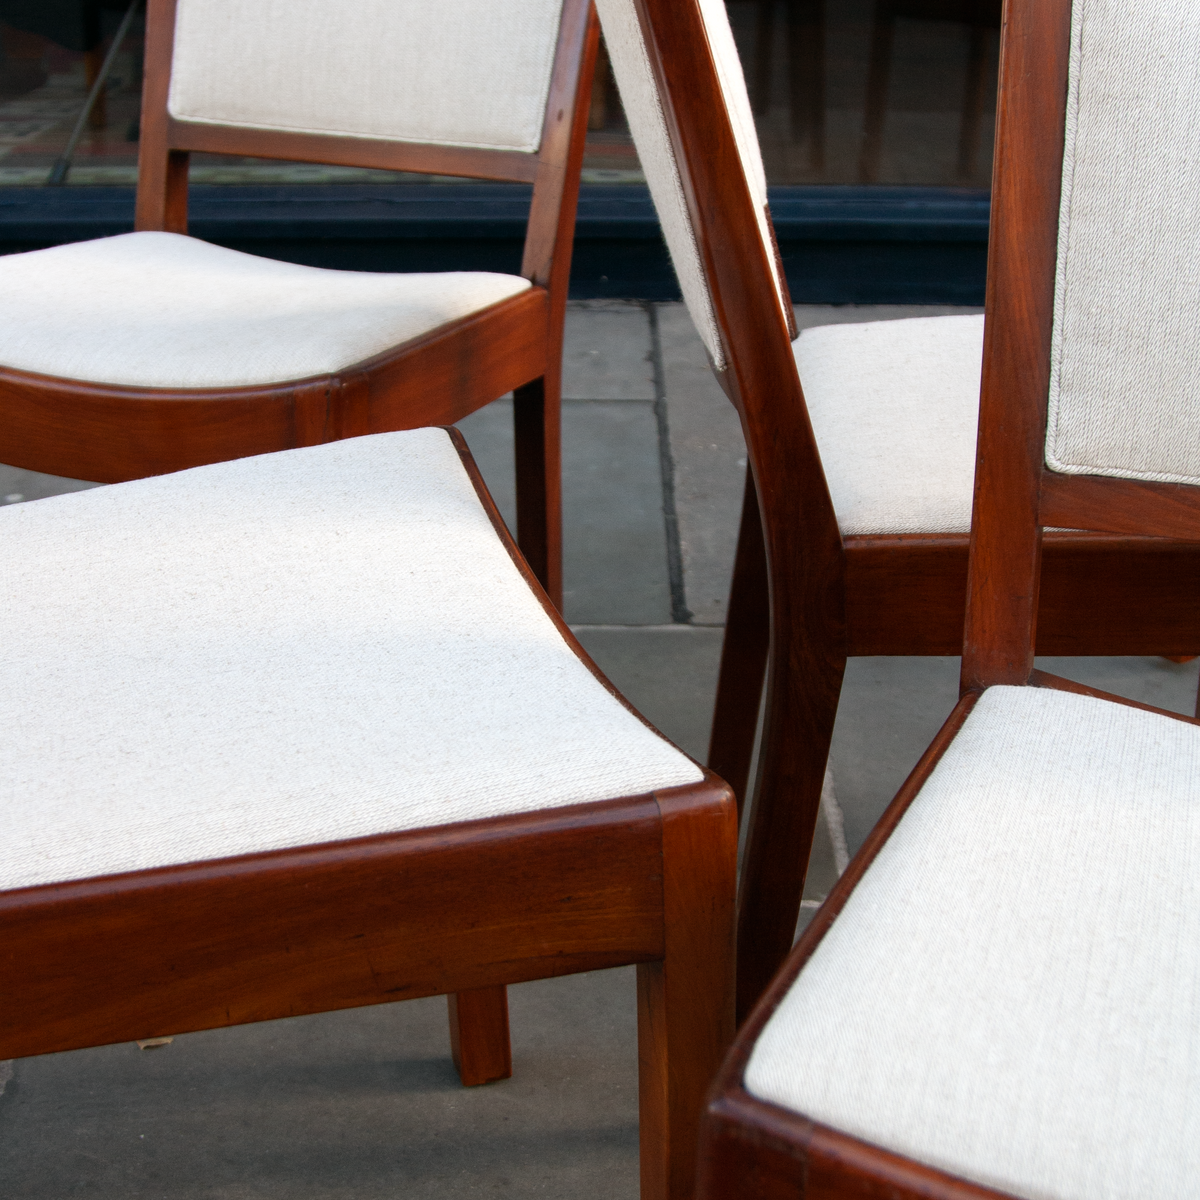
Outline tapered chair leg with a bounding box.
[447,986,513,1087]
[735,621,846,1021]
[514,374,564,610]
[637,788,738,1200]
[707,472,771,816]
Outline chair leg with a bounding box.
[447,986,513,1087]
[707,472,771,820]
[734,631,846,1022]
[637,788,738,1200]
[513,375,564,610]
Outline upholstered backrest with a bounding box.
[167,0,565,154]
[595,0,787,368]
[1046,0,1200,486]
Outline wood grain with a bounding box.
[698,0,1200,1193]
[1040,470,1200,541]
[960,0,1070,691]
[448,985,513,1087]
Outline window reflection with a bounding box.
[0,0,998,188]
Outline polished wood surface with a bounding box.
[629,0,851,1023]
[1040,470,1200,541]
[702,0,1198,1016]
[960,0,1069,692]
[0,4,745,1177]
[0,290,548,483]
[1,423,738,1197]
[699,0,1200,1192]
[449,985,514,1087]
[6,0,597,1087]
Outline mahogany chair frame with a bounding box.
[699,0,1200,1194]
[696,0,1200,1016]
[0,423,736,1199]
[0,0,599,610]
[0,0,603,1086]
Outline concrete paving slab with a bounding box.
[572,624,723,762]
[656,302,746,627]
[559,402,672,625]
[0,969,641,1200]
[0,463,99,504]
[458,396,674,626]
[562,301,655,401]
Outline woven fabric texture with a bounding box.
[168,0,563,154]
[596,0,787,368]
[0,232,531,388]
[745,685,1200,1200]
[0,430,702,891]
[1047,0,1200,485]
[796,314,982,535]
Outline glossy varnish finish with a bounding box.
[1,0,600,1086]
[699,0,1200,1194]
[0,424,738,1199]
[699,0,1200,1015]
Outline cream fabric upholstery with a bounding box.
[745,685,1200,1200]
[168,0,564,154]
[796,314,982,535]
[0,430,702,891]
[0,232,531,389]
[1047,0,1200,486]
[596,0,788,368]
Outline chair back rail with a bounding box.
[596,0,846,999]
[964,0,1200,693]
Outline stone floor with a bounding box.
[2,301,1197,1198]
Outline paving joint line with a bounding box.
[646,301,693,624]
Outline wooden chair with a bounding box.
[605,0,1200,1019]
[0,0,594,609]
[0,6,738,1195]
[0,424,735,1197]
[859,0,1001,183]
[701,0,1200,1194]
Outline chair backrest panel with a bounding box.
[168,0,565,155]
[1047,0,1200,487]
[596,0,788,367]
[964,0,1200,690]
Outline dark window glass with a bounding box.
[0,0,997,188]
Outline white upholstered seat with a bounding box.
[745,685,1200,1200]
[0,428,701,891]
[0,232,532,389]
[794,313,983,536]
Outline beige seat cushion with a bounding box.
[0,429,702,892]
[794,313,983,536]
[0,231,531,389]
[745,685,1200,1200]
